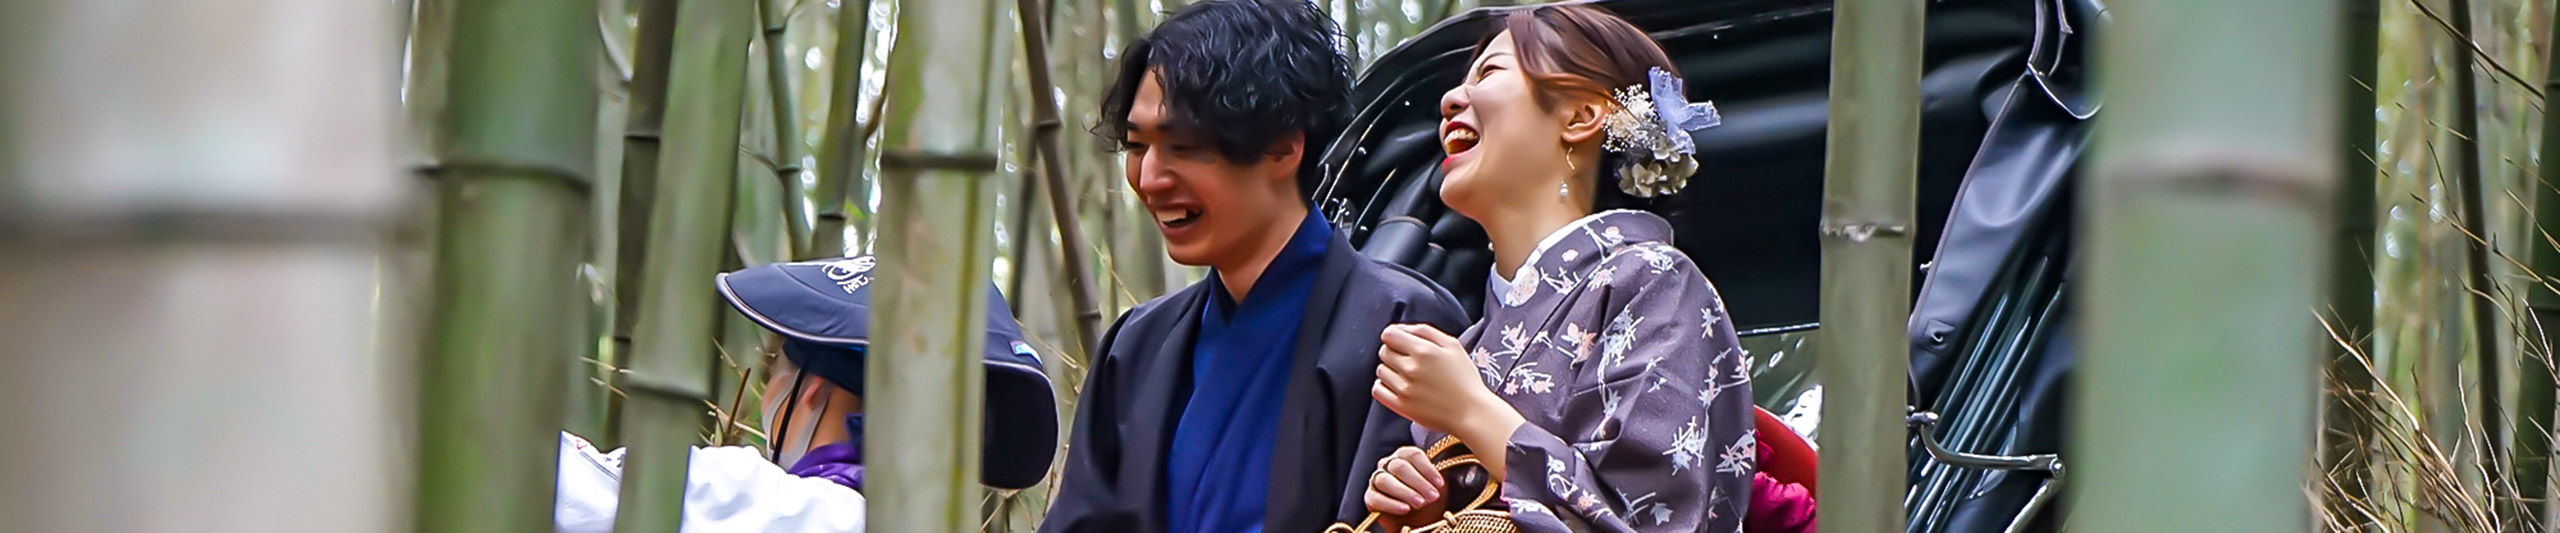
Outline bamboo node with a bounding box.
[1819,221,1909,242]
[879,150,1000,172]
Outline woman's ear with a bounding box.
[1558,97,1608,145]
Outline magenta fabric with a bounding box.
[1745,443,1815,533]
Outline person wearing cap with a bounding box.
[552,255,1057,532]
[1040,2,1470,532]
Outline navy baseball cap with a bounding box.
[713,255,1059,490]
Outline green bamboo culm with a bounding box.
[810,0,878,259]
[2320,0,2380,515]
[758,0,812,259]
[867,0,1011,527]
[612,0,754,528]
[1016,0,1106,358]
[2520,2,2560,524]
[2076,0,2336,531]
[414,0,599,528]
[1813,0,1921,529]
[607,0,682,449]
[2439,0,2507,495]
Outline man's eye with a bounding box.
[1121,141,1148,153]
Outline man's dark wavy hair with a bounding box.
[1092,0,1351,201]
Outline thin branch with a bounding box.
[2406,0,2547,102]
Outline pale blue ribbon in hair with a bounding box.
[1646,66,1721,155]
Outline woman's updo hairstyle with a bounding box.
[1479,4,1680,212]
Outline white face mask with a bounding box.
[762,371,830,466]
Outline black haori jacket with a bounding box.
[1040,229,1468,533]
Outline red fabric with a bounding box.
[1746,468,1817,533]
[1753,407,1818,496]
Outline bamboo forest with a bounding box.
[3,0,2559,531]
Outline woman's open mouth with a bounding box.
[1442,125,1480,156]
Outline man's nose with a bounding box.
[1134,151,1176,196]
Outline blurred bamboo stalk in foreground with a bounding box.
[0,0,411,531]
[2081,0,2337,531]
[414,0,600,529]
[867,0,1010,527]
[613,0,753,529]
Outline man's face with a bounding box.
[1121,71,1306,268]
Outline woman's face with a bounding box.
[1437,31,1578,218]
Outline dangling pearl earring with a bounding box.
[1558,181,1570,199]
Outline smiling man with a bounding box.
[1037,2,1468,533]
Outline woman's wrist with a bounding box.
[1452,391,1526,453]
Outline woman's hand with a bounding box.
[1363,446,1446,526]
[1374,324,1519,437]
[1374,324,1527,483]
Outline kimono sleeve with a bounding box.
[1036,312,1141,533]
[1333,285,1473,524]
[1499,248,1754,533]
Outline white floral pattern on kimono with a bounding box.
[1419,210,1753,533]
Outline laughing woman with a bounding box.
[1364,5,1758,533]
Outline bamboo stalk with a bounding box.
[607,0,681,448]
[1016,0,1106,357]
[2079,0,2337,530]
[2323,0,2382,516]
[569,0,636,449]
[2519,3,2560,524]
[414,0,602,529]
[1812,0,1921,530]
[867,0,1010,526]
[759,0,812,259]
[0,0,409,530]
[1007,132,1042,312]
[810,0,878,259]
[611,0,753,528]
[2439,0,2508,495]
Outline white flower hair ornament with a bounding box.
[1601,67,1721,198]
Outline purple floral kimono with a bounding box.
[1420,210,1754,533]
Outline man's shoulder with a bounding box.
[1113,282,1207,332]
[1343,254,1464,319]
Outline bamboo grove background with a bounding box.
[397,0,2560,529]
[396,0,1542,530]
[0,0,2552,530]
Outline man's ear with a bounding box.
[1263,131,1307,183]
[1560,98,1608,145]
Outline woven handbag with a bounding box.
[1324,436,1516,533]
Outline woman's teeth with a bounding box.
[1443,128,1479,155]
